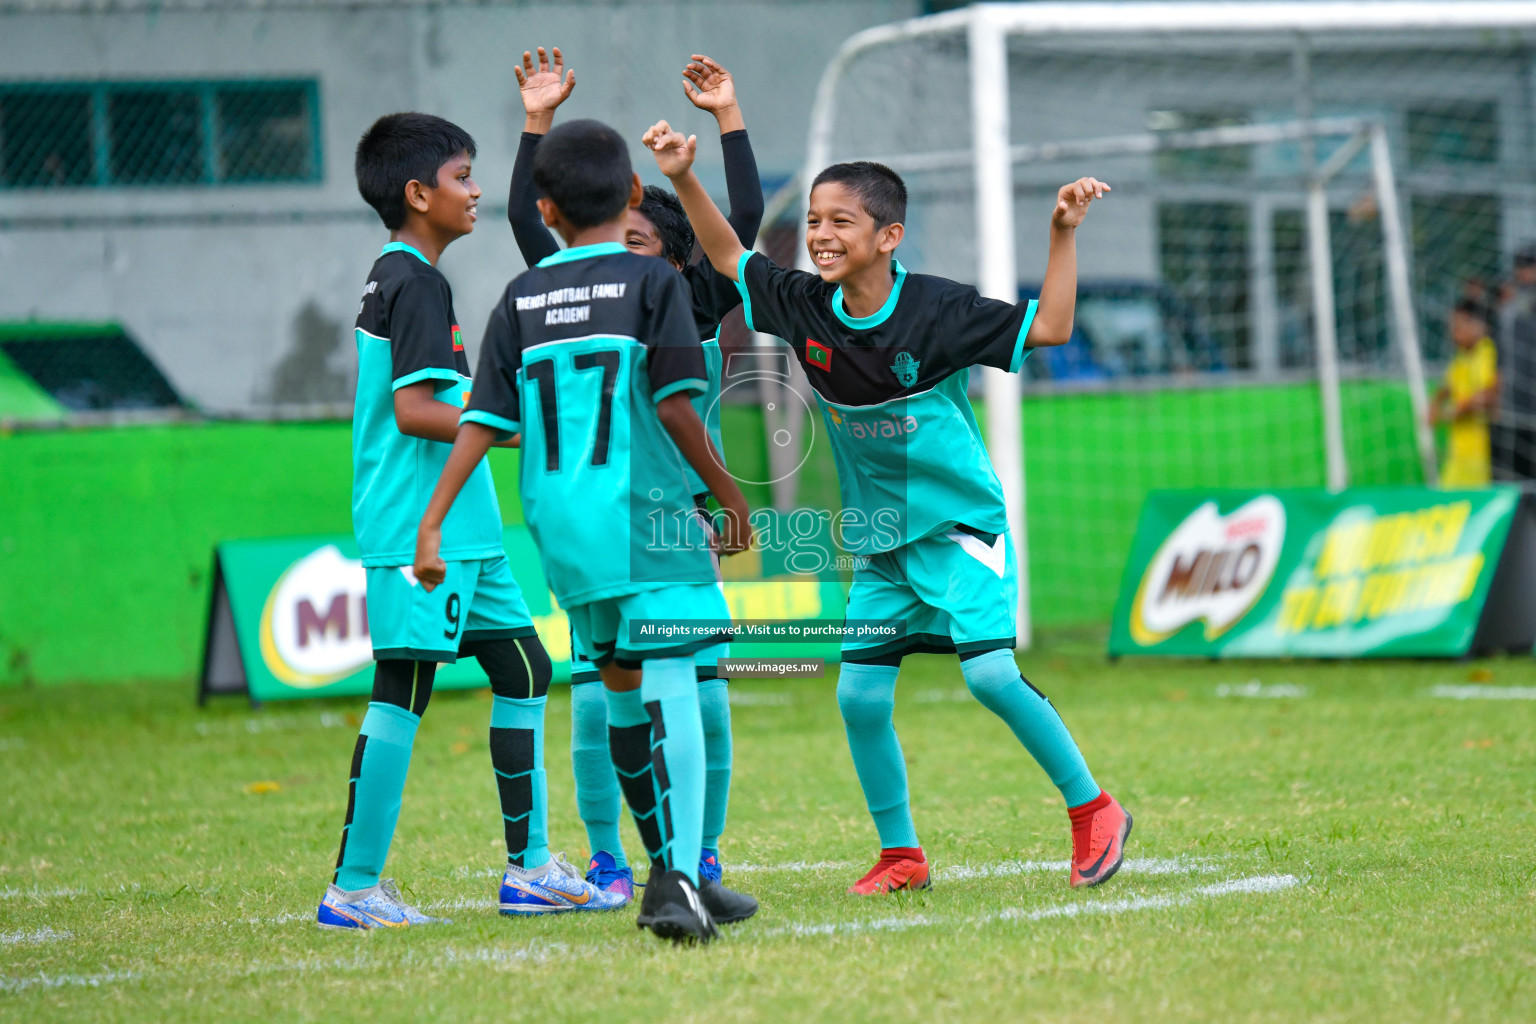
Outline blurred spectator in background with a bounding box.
[1461,277,1499,338]
[1432,299,1499,488]
[1495,244,1536,482]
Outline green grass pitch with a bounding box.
[3,632,1534,1022]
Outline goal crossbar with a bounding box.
[795,1,1536,644]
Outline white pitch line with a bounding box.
[1215,681,1307,698]
[424,896,498,912]
[936,856,1221,881]
[0,927,71,946]
[0,886,85,900]
[1428,684,1536,701]
[729,860,855,873]
[0,970,139,994]
[0,737,25,752]
[913,688,972,704]
[763,873,1300,938]
[730,855,1223,879]
[727,691,795,707]
[258,941,568,978]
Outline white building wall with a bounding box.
[0,0,916,411]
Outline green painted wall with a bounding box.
[0,383,1421,686]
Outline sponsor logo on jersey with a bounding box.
[890,351,919,387]
[1129,496,1285,645]
[806,338,832,371]
[825,404,920,439]
[258,545,372,686]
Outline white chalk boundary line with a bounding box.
[763,873,1300,938]
[726,691,795,707]
[729,855,1223,879]
[4,872,1297,994]
[1215,681,1308,698]
[0,887,86,901]
[0,927,71,946]
[0,970,140,994]
[1428,684,1536,701]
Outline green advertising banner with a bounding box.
[200,528,845,702]
[1109,487,1536,659]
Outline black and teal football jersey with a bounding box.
[734,251,1038,554]
[507,130,763,500]
[352,242,504,567]
[463,242,716,606]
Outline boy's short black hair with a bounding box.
[355,112,476,231]
[810,161,908,229]
[532,119,633,229]
[638,186,695,267]
[1453,298,1487,320]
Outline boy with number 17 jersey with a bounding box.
[416,119,757,942]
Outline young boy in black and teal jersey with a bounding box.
[416,119,757,943]
[506,47,762,901]
[646,120,1134,895]
[318,113,624,930]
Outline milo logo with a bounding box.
[258,545,372,687]
[1129,496,1286,645]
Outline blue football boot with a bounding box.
[317,878,445,930]
[585,851,635,906]
[499,853,628,915]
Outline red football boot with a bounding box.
[848,847,931,895]
[1069,792,1132,889]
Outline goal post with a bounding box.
[788,0,1536,645]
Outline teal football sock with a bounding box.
[606,686,664,864]
[570,682,627,867]
[490,695,549,871]
[962,649,1100,808]
[697,676,732,853]
[642,657,706,885]
[836,662,919,849]
[333,701,420,893]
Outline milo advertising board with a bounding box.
[200,527,845,703]
[1109,487,1536,658]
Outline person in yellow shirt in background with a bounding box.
[1431,299,1500,487]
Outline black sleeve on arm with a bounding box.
[937,281,1039,376]
[720,130,764,248]
[737,250,824,340]
[461,295,523,439]
[508,132,561,267]
[388,275,459,389]
[644,270,710,402]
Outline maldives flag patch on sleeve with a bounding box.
[806,338,832,371]
[451,325,464,351]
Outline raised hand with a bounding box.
[515,46,575,127]
[683,55,737,112]
[643,120,698,179]
[1052,176,1110,230]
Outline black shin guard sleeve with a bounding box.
[371,659,436,716]
[464,636,552,701]
[609,722,664,860]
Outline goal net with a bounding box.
[783,1,1536,639]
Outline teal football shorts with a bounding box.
[842,528,1018,661]
[366,555,536,662]
[567,582,731,670]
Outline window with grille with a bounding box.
[0,79,320,189]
